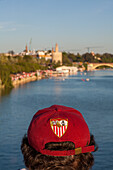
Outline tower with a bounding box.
[52,47,54,53]
[52,44,62,65]
[55,43,58,52]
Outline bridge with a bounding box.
[87,63,113,71]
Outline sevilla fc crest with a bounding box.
[50,118,68,138]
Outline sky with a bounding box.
[0,0,113,54]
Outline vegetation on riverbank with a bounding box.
[0,55,46,88]
[62,52,113,64]
[0,52,113,88]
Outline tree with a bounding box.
[0,64,13,88]
[23,55,33,62]
[8,50,15,55]
[82,53,95,63]
[62,52,72,65]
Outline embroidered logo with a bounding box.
[50,118,68,138]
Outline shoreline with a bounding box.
[12,75,42,87]
[1,68,113,89]
[1,66,86,89]
[11,70,76,87]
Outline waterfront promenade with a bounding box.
[11,70,67,87]
[11,67,79,87]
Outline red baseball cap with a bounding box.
[28,105,94,156]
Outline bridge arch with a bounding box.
[87,63,113,71]
[93,63,113,70]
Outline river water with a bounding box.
[0,70,113,170]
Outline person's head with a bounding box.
[21,105,98,170]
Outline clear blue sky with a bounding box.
[0,0,113,54]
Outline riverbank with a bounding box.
[11,69,77,87]
[11,71,67,87]
[0,79,4,89]
[12,75,42,87]
[2,66,79,89]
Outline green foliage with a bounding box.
[62,52,72,65]
[101,53,113,63]
[52,61,61,69]
[74,53,83,62]
[23,55,32,62]
[0,54,50,88]
[0,64,13,89]
[82,53,94,62]
[68,53,77,62]
[63,52,113,64]
[0,54,8,63]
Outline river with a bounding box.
[0,70,113,170]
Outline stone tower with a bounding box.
[55,43,58,52]
[52,47,54,53]
[52,44,62,65]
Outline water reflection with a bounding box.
[0,88,12,98]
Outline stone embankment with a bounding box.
[12,75,42,87]
[11,71,44,87]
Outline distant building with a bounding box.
[52,44,62,65]
[37,50,52,61]
[91,51,95,56]
[56,66,78,74]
